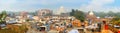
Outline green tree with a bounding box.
[70,9,75,16]
[114,12,120,17]
[111,17,120,25]
[99,12,106,18]
[0,11,7,23]
[70,9,85,22]
[107,11,115,16]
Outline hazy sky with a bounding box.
[0,0,120,12]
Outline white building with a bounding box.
[56,6,65,15]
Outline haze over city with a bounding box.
[1,0,120,33]
[0,0,120,12]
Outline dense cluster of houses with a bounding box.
[1,9,115,33]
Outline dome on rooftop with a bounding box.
[89,11,94,15]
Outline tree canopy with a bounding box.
[94,11,120,18]
[0,11,7,23]
[110,17,120,26]
[70,9,85,22]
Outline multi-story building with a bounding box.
[20,11,28,18]
[37,9,52,16]
[7,12,15,18]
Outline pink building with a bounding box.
[37,9,52,16]
[20,11,28,18]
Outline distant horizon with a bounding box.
[0,0,120,12]
[1,9,119,13]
